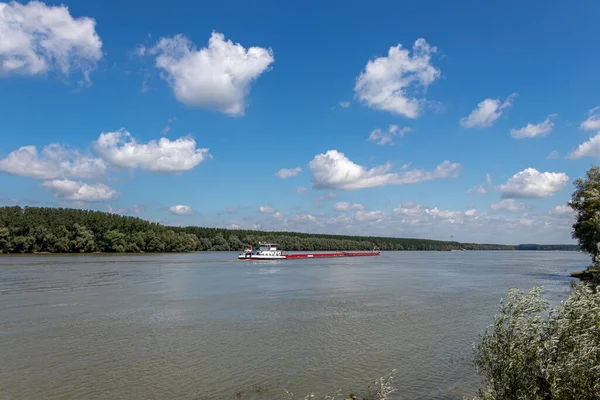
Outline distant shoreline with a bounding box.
[0,206,581,255]
[0,248,583,256]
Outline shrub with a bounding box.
[471,284,600,400]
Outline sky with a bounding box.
[1,0,599,244]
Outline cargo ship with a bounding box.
[238,243,380,260]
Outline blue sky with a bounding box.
[1,0,600,244]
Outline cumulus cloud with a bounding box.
[258,205,276,214]
[393,201,477,222]
[354,38,441,118]
[94,129,210,172]
[551,205,574,216]
[333,202,364,212]
[567,133,600,159]
[168,204,194,216]
[42,179,117,202]
[460,94,517,128]
[464,209,477,217]
[491,199,528,212]
[339,101,350,108]
[308,149,461,190]
[314,192,336,202]
[581,106,600,131]
[0,143,106,180]
[0,1,102,82]
[467,173,493,195]
[393,201,424,217]
[510,114,556,139]
[276,167,302,179]
[546,150,560,159]
[367,125,411,146]
[296,186,309,194]
[225,199,575,244]
[467,183,487,195]
[147,31,274,116]
[497,168,569,198]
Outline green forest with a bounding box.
[0,206,580,254]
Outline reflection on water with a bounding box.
[0,251,589,399]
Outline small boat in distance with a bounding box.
[237,243,380,260]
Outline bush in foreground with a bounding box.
[471,284,600,400]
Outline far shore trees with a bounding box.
[0,206,577,254]
[570,165,600,283]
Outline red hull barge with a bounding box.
[285,251,380,259]
[238,243,381,260]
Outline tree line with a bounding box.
[0,206,580,254]
[0,206,199,253]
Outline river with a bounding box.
[0,251,590,399]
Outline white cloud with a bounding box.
[314,192,336,202]
[309,149,461,190]
[161,117,176,135]
[460,94,517,128]
[393,201,477,222]
[168,204,194,216]
[546,150,560,159]
[468,174,493,195]
[510,114,556,139]
[567,133,600,159]
[497,168,569,198]
[94,129,210,172]
[464,209,477,217]
[333,202,365,212]
[351,210,386,223]
[491,199,528,212]
[276,167,302,179]
[147,31,274,116]
[581,106,600,131]
[0,1,102,82]
[42,179,117,202]
[291,213,317,224]
[393,201,424,217]
[339,101,350,108]
[0,144,106,180]
[131,205,144,214]
[225,199,575,244]
[467,183,487,195]
[551,205,574,216]
[258,205,276,214]
[354,38,440,118]
[367,125,411,146]
[296,186,309,194]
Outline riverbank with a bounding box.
[571,266,599,281]
[0,248,584,256]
